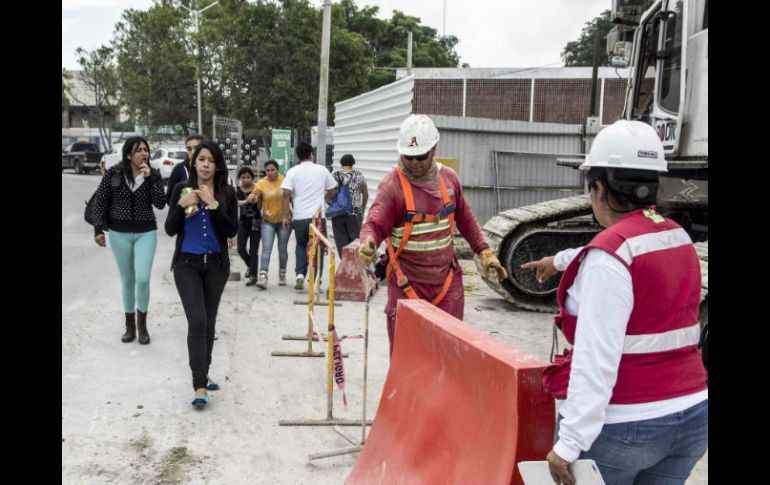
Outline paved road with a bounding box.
[62,172,706,484]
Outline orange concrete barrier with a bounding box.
[333,240,379,302]
[346,299,554,485]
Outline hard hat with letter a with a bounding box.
[397,114,440,156]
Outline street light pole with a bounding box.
[316,0,332,167]
[175,1,219,134]
[443,0,446,37]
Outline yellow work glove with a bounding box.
[479,248,509,282]
[358,237,377,265]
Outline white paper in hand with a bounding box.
[518,459,606,485]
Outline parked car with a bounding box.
[149,148,187,183]
[100,142,126,175]
[62,142,103,174]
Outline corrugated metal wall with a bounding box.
[432,115,597,225]
[333,75,414,194]
[333,79,603,225]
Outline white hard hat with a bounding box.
[580,120,668,172]
[396,114,440,156]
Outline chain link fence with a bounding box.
[212,115,320,183]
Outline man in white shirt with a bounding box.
[281,142,337,289]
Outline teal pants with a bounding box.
[108,230,158,313]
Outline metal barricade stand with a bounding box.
[279,223,370,431]
[271,209,327,358]
[307,292,372,460]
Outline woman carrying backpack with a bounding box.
[91,136,166,345]
[328,154,368,257]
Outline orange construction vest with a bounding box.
[386,166,456,305]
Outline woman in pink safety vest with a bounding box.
[523,120,707,485]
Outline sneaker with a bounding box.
[244,270,252,280]
[294,275,304,290]
[245,276,257,286]
[278,269,287,286]
[256,271,268,289]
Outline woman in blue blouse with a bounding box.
[165,141,238,409]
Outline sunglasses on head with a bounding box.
[403,152,430,161]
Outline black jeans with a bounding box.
[331,213,361,258]
[173,253,230,391]
[237,216,260,276]
[293,218,327,280]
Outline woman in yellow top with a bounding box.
[248,160,290,289]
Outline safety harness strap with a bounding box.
[386,166,457,305]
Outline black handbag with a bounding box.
[84,169,121,229]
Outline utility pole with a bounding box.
[407,31,413,74]
[316,0,332,167]
[175,1,219,134]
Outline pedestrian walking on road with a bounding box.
[91,136,166,345]
[522,120,708,485]
[248,159,290,289]
[166,134,203,205]
[280,142,337,290]
[235,166,261,285]
[165,140,238,409]
[329,154,368,258]
[357,114,507,356]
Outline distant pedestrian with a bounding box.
[91,136,166,345]
[235,166,261,285]
[248,159,290,289]
[165,141,238,409]
[329,154,368,257]
[166,134,203,205]
[280,142,337,290]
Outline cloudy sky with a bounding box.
[62,0,608,69]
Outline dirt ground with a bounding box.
[62,174,706,484]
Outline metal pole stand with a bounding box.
[272,213,324,358]
[284,272,343,345]
[280,223,369,428]
[307,293,374,460]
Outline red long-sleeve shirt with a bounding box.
[360,165,489,285]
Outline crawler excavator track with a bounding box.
[473,195,599,312]
[473,196,709,314]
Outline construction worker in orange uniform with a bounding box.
[357,114,508,356]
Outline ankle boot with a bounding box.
[137,310,151,345]
[122,313,136,343]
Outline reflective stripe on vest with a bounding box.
[391,219,451,238]
[615,227,692,266]
[622,322,701,354]
[390,233,452,252]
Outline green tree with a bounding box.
[113,3,197,136]
[199,0,371,129]
[106,0,460,133]
[62,69,72,113]
[336,0,461,90]
[74,46,120,151]
[562,10,613,67]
